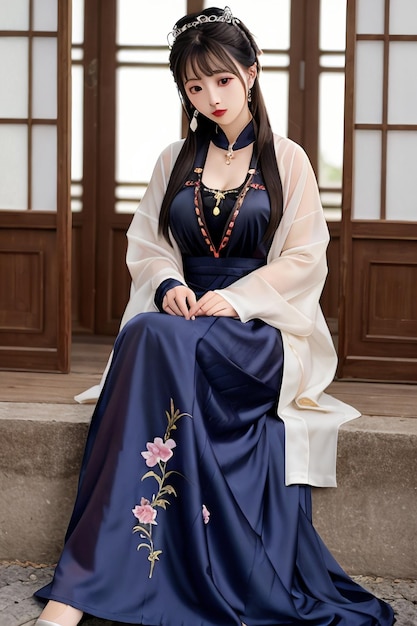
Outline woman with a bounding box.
[35,7,395,626]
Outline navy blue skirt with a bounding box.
[36,258,394,625]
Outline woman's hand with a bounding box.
[162,285,197,320]
[188,291,238,319]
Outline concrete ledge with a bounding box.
[0,403,91,564]
[0,402,416,578]
[313,415,417,578]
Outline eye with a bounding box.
[219,77,231,86]
[189,85,202,94]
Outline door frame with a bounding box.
[0,0,72,372]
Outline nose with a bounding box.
[207,86,220,108]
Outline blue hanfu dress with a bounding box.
[36,126,395,625]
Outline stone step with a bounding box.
[0,401,416,579]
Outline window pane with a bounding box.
[32,125,57,211]
[355,41,384,124]
[33,0,58,31]
[0,125,28,210]
[259,72,288,136]
[388,42,417,124]
[353,131,381,219]
[356,0,385,34]
[320,0,346,51]
[390,0,417,35]
[116,66,181,186]
[72,0,85,45]
[321,54,345,69]
[71,0,84,213]
[116,184,147,213]
[71,183,83,212]
[203,1,290,50]
[72,48,83,62]
[71,65,84,182]
[0,0,29,30]
[321,191,342,216]
[386,132,417,221]
[0,38,29,118]
[32,37,57,119]
[319,73,345,188]
[117,48,169,64]
[117,0,186,46]
[260,53,289,69]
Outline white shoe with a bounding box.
[36,600,83,626]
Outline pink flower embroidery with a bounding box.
[133,400,192,579]
[141,437,176,467]
[202,504,210,525]
[132,498,158,525]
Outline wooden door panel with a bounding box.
[351,239,417,348]
[0,247,44,334]
[95,221,130,335]
[340,230,417,381]
[366,261,417,342]
[0,215,67,371]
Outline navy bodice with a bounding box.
[169,138,272,260]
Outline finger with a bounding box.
[175,297,191,319]
[204,303,229,316]
[163,303,177,316]
[193,295,237,318]
[188,292,214,318]
[186,290,197,308]
[192,303,222,317]
[171,298,187,316]
[163,295,183,316]
[172,288,196,319]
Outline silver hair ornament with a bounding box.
[167,6,240,48]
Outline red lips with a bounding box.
[213,109,227,117]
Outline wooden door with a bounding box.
[71,0,189,335]
[339,0,417,381]
[0,0,71,372]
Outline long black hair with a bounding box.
[159,7,283,243]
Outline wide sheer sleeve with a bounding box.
[74,141,185,404]
[217,137,329,336]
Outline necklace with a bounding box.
[194,167,256,258]
[202,185,240,216]
[225,145,234,166]
[211,120,256,166]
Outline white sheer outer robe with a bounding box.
[75,134,360,487]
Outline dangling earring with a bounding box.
[190,110,198,132]
[248,88,252,104]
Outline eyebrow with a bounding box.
[185,70,231,85]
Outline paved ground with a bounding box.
[0,561,416,626]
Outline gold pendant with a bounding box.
[212,190,225,216]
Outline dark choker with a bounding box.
[211,120,256,165]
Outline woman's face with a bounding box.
[183,59,256,133]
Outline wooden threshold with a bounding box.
[0,338,416,419]
[0,337,112,404]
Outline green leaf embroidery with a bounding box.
[132,399,192,578]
